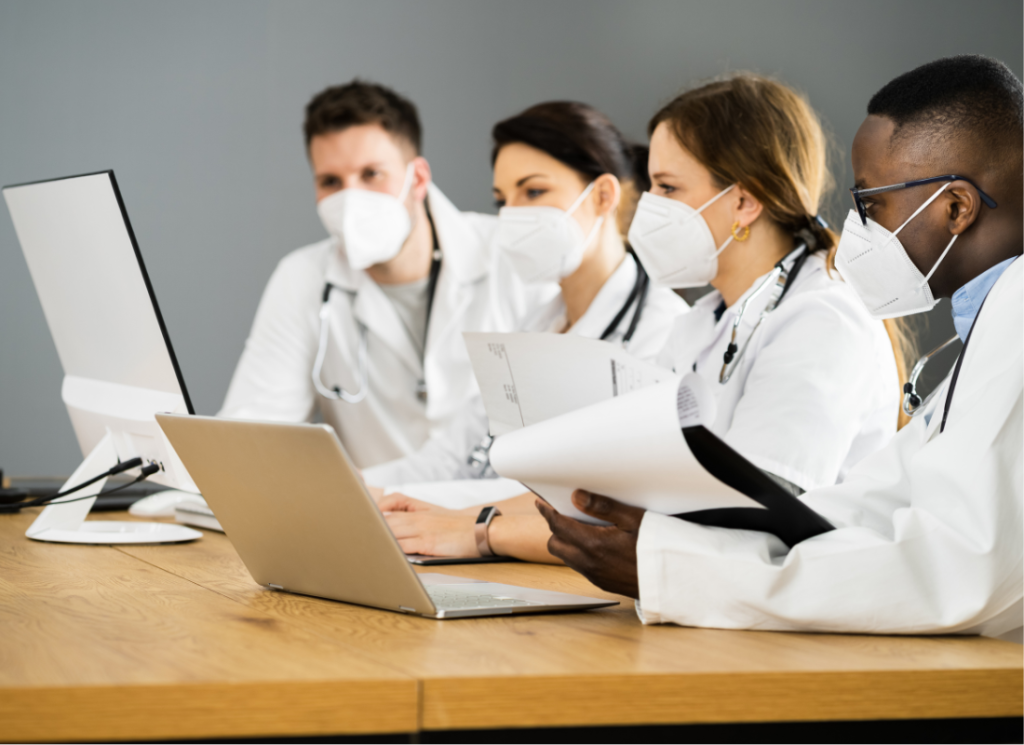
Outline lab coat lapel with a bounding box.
[353,282,423,376]
[421,185,487,420]
[569,256,636,339]
[324,242,422,376]
[663,295,719,373]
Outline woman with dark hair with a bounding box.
[486,102,685,355]
[367,102,686,552]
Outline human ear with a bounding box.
[945,182,982,236]
[592,173,622,217]
[733,184,764,229]
[410,157,432,203]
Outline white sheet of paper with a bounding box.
[383,478,528,511]
[488,375,763,523]
[463,332,675,436]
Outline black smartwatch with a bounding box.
[474,506,502,557]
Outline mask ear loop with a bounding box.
[920,234,957,287]
[692,184,737,256]
[397,161,417,202]
[565,180,604,252]
[891,182,957,286]
[893,182,952,234]
[565,180,599,216]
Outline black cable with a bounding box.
[0,460,156,514]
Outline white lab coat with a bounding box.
[221,184,517,469]
[657,251,899,491]
[362,254,688,485]
[637,258,1023,639]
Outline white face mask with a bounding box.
[835,182,957,319]
[627,185,736,288]
[316,162,416,271]
[494,181,604,284]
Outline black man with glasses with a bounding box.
[536,55,1024,643]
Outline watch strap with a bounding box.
[474,506,502,557]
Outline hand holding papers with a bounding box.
[467,333,833,546]
[489,374,764,523]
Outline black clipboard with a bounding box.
[673,426,834,547]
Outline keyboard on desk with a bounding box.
[426,585,537,610]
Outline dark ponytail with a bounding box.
[492,101,645,235]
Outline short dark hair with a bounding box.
[868,55,1023,148]
[303,80,422,154]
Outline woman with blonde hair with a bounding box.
[382,75,910,562]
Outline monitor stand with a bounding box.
[25,434,201,544]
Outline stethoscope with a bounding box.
[466,250,651,477]
[902,335,960,418]
[312,207,443,404]
[717,243,810,384]
[598,251,649,345]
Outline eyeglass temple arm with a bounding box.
[854,175,997,208]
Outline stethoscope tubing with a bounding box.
[600,251,649,345]
[719,244,810,384]
[314,205,443,404]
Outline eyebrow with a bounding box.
[650,171,675,181]
[515,173,547,188]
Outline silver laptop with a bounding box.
[155,414,617,619]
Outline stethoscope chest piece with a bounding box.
[903,335,960,417]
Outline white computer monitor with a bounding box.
[3,170,200,544]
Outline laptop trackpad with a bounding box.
[417,573,488,586]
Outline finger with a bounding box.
[571,490,645,532]
[536,500,586,544]
[377,495,408,512]
[538,503,607,567]
[383,512,421,539]
[546,531,589,569]
[395,537,424,555]
[535,498,558,526]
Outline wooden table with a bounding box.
[0,508,1020,742]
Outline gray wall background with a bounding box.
[1,0,1021,476]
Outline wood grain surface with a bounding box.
[0,510,415,742]
[115,515,1024,732]
[1,506,1021,740]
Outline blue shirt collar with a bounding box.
[950,256,1017,342]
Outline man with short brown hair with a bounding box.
[221,80,539,478]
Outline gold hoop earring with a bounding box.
[731,222,750,242]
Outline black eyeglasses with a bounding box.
[850,174,998,226]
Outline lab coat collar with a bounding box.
[426,183,490,285]
[320,243,424,377]
[701,249,827,329]
[664,250,827,375]
[569,254,639,338]
[420,185,491,419]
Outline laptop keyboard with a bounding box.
[427,586,536,610]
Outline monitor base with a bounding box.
[27,521,201,544]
